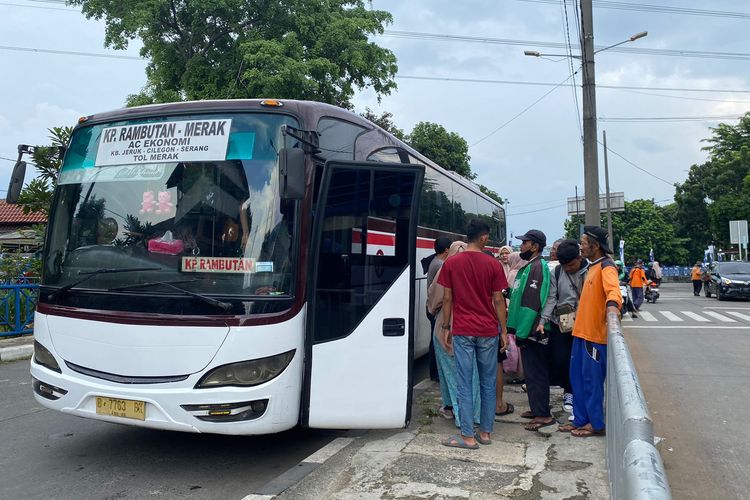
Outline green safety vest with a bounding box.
[507,257,550,339]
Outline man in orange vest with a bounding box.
[629,259,648,311]
[558,225,621,437]
[690,261,703,296]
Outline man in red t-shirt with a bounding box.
[438,219,508,449]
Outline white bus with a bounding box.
[28,99,505,434]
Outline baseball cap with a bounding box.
[582,225,613,254]
[516,229,547,248]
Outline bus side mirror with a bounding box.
[279,148,305,200]
[6,160,27,204]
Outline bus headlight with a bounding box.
[195,350,295,389]
[34,341,62,373]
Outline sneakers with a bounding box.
[568,413,575,422]
[563,393,573,412]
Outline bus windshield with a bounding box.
[43,112,300,310]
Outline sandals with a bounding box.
[571,427,606,437]
[520,410,535,419]
[557,423,578,433]
[524,418,557,431]
[495,402,515,417]
[474,433,492,445]
[438,407,454,420]
[441,434,479,449]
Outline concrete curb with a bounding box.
[0,344,33,362]
[241,384,434,499]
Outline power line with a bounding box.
[1,1,77,11]
[396,74,750,94]
[470,72,576,147]
[561,0,583,144]
[0,45,143,60]
[4,44,748,98]
[29,0,750,20]
[508,203,567,216]
[600,115,743,123]
[381,30,750,61]
[515,0,750,20]
[599,140,675,186]
[617,89,750,105]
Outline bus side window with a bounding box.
[317,118,367,161]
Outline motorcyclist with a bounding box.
[615,260,627,282]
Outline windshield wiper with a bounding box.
[109,280,232,312]
[48,267,161,300]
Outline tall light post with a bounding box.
[525,23,647,227]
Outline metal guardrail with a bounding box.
[0,282,39,337]
[606,311,672,500]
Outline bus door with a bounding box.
[303,161,424,429]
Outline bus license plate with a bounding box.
[95,397,146,421]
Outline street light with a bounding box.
[522,31,648,59]
[523,29,648,227]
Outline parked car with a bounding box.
[704,262,750,300]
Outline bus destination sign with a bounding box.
[95,119,232,167]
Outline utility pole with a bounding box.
[580,0,600,226]
[603,130,614,247]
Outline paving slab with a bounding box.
[274,381,608,500]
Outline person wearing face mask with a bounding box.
[507,229,553,432]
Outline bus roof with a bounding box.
[76,99,501,209]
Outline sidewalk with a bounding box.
[274,381,608,499]
[0,333,33,362]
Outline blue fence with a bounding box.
[0,278,39,337]
[660,266,692,277]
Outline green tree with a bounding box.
[70,0,398,108]
[407,121,475,180]
[674,113,750,260]
[360,107,405,140]
[478,184,504,204]
[564,199,688,265]
[358,112,504,203]
[17,127,72,217]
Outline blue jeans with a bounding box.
[453,335,499,437]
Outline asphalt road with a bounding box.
[624,282,750,500]
[0,355,429,500]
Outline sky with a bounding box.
[1,0,749,243]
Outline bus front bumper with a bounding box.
[29,357,303,436]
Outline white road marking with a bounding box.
[703,311,737,323]
[706,306,750,310]
[659,311,683,322]
[680,311,710,322]
[725,311,750,322]
[622,315,633,322]
[624,325,750,329]
[638,311,658,322]
[241,495,275,500]
[303,437,354,464]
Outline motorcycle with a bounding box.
[620,281,637,317]
[645,280,660,303]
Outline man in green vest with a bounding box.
[507,229,553,431]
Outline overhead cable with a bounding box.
[515,0,750,20]
[380,30,750,61]
[470,73,576,147]
[598,140,675,185]
[396,74,750,94]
